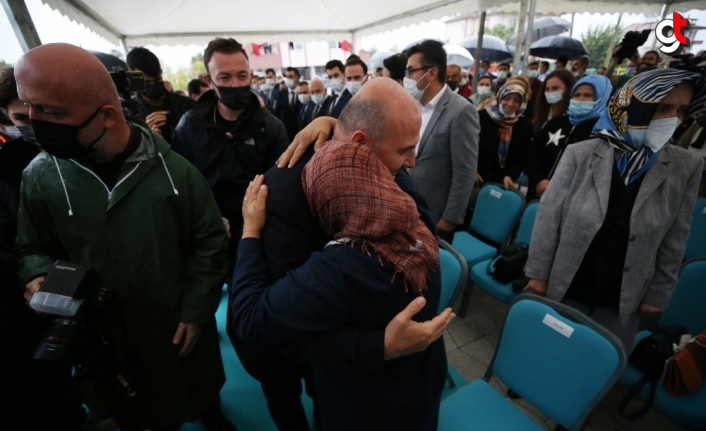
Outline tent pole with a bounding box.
[473,10,486,93]
[523,0,537,70]
[513,0,528,70]
[120,37,129,57]
[569,13,574,37]
[1,0,41,52]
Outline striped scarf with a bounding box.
[591,68,706,185]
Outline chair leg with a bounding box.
[457,281,474,318]
[446,369,456,388]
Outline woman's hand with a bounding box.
[277,117,337,168]
[503,176,518,190]
[242,175,268,239]
[523,278,548,296]
[535,179,550,196]
[638,302,665,317]
[475,173,484,185]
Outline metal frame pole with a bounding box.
[473,11,486,93]
[523,0,537,70]
[513,0,528,70]
[1,0,41,52]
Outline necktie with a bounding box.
[313,104,321,118]
[290,91,295,106]
[329,95,338,115]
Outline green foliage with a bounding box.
[580,23,623,68]
[163,53,207,92]
[485,24,515,43]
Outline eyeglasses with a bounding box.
[405,66,431,78]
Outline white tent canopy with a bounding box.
[36,0,704,48]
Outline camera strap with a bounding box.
[93,324,142,402]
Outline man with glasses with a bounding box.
[126,47,196,143]
[403,40,480,242]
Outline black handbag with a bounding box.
[486,243,529,285]
[618,325,689,420]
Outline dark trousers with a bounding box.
[226,305,317,431]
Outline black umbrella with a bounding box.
[403,38,445,52]
[529,36,589,60]
[507,17,572,46]
[460,35,512,63]
[89,51,128,71]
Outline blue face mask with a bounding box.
[568,100,594,117]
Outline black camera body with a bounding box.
[32,261,111,363]
[669,54,706,77]
[613,30,651,62]
[109,68,146,117]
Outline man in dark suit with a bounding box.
[308,77,331,121]
[265,68,280,110]
[325,60,350,119]
[275,67,303,141]
[296,81,315,130]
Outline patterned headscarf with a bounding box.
[592,68,706,185]
[568,75,612,126]
[302,141,439,295]
[487,80,529,169]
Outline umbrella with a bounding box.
[403,38,445,52]
[460,35,512,63]
[529,36,589,60]
[444,44,474,68]
[507,17,572,46]
[89,51,128,71]
[367,50,396,71]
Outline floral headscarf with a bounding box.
[486,80,529,169]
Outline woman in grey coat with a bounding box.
[524,68,706,350]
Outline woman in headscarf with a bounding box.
[471,75,495,110]
[475,79,533,191]
[527,75,612,198]
[524,69,706,350]
[230,142,446,431]
[532,69,575,132]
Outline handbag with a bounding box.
[486,243,529,285]
[666,330,706,396]
[618,325,689,420]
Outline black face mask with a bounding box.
[31,107,106,159]
[143,81,166,100]
[214,85,252,111]
[446,81,459,91]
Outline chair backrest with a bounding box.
[486,295,626,430]
[470,184,525,247]
[515,200,540,245]
[684,198,706,260]
[658,257,706,335]
[438,239,468,312]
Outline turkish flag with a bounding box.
[340,41,351,52]
[252,43,263,56]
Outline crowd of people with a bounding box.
[0,35,704,431]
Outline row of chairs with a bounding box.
[436,183,706,429]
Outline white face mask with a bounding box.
[629,117,681,151]
[346,80,363,96]
[266,78,276,86]
[403,69,431,101]
[297,94,311,105]
[460,78,468,86]
[311,94,326,105]
[477,85,492,95]
[330,78,345,93]
[259,83,270,92]
[526,69,540,78]
[499,104,516,119]
[285,78,296,89]
[1,125,21,140]
[497,71,508,80]
[545,91,563,105]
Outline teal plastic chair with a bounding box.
[438,239,468,388]
[618,257,706,429]
[453,184,525,317]
[469,201,540,304]
[684,198,706,261]
[439,295,626,431]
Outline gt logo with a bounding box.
[655,12,691,56]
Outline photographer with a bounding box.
[15,44,233,431]
[606,48,661,93]
[126,47,196,143]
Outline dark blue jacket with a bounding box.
[328,89,352,119]
[231,160,445,431]
[274,88,303,141]
[298,101,316,130]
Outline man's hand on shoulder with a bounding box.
[384,297,455,360]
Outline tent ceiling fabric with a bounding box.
[40,0,508,46]
[39,0,705,47]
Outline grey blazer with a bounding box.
[409,87,480,225]
[525,139,703,322]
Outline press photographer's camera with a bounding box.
[30,261,112,363]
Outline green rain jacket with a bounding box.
[16,120,228,431]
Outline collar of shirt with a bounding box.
[419,84,447,112]
[416,85,448,154]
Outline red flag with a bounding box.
[252,43,263,56]
[340,41,351,52]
